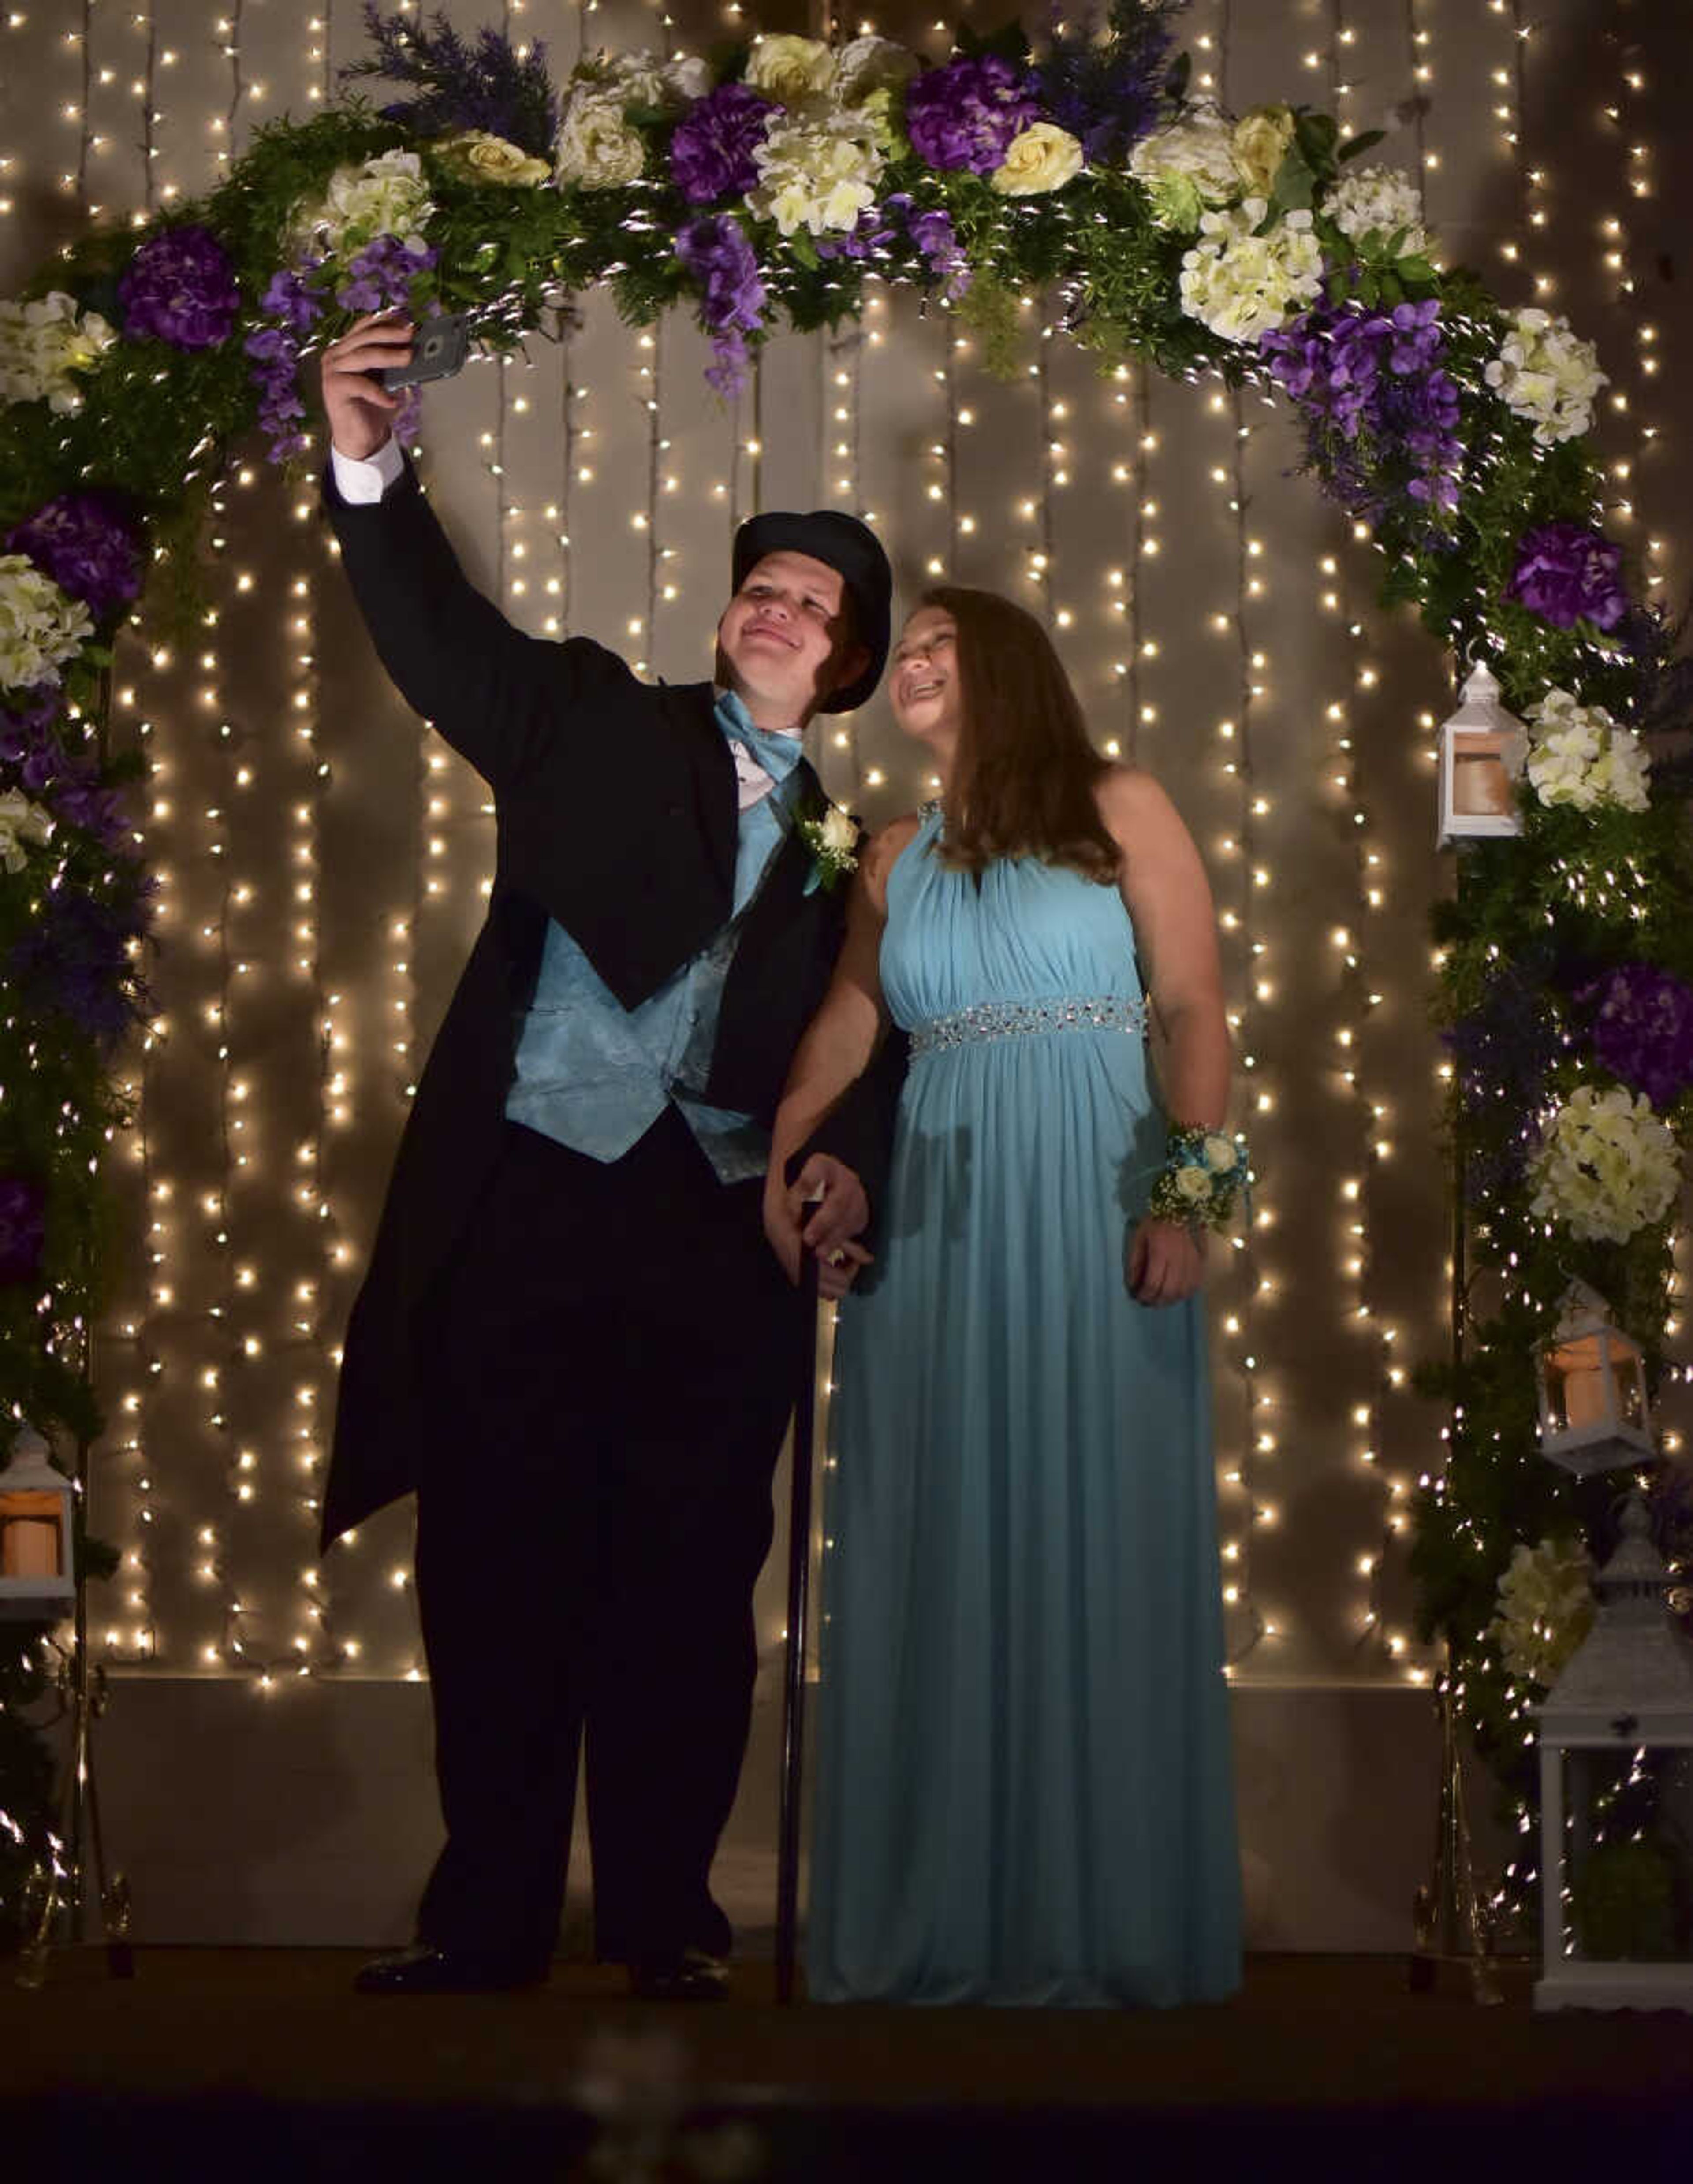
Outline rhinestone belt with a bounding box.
[909,993,1149,1059]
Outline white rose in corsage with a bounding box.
[554,90,647,188]
[1231,104,1297,197]
[0,552,94,692]
[1129,102,1241,231]
[0,786,54,874]
[745,33,837,109]
[1524,688,1650,815]
[1147,1124,1252,1232]
[799,801,861,894]
[992,122,1085,198]
[1528,1083,1679,1244]
[1491,1537,1595,1687]
[433,130,552,188]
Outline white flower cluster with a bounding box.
[1130,102,1246,230]
[750,114,884,238]
[1323,163,1430,257]
[0,786,53,874]
[1178,199,1323,344]
[1529,1083,1680,1244]
[0,290,116,413]
[555,48,712,187]
[292,149,436,257]
[1524,687,1651,814]
[1484,307,1606,448]
[1491,1537,1594,1687]
[0,552,93,694]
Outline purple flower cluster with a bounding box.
[335,234,438,316]
[0,1175,46,1287]
[1032,0,1182,165]
[1505,521,1630,633]
[1260,297,1462,530]
[7,877,154,1053]
[904,55,1042,175]
[5,493,143,624]
[117,223,241,351]
[817,195,970,299]
[1443,951,1560,1201]
[669,82,779,206]
[675,216,767,399]
[245,266,328,465]
[347,2,559,158]
[1581,963,1693,1112]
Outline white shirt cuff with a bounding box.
[330,437,405,504]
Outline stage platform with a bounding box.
[3,1949,1689,2177]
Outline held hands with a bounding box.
[319,310,414,462]
[1125,1216,1208,1308]
[764,1153,873,1302]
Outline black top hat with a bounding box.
[731,508,892,715]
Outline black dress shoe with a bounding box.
[353,1942,546,1995]
[627,1946,731,2002]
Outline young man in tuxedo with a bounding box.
[317,312,889,1999]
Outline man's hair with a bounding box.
[923,586,1119,883]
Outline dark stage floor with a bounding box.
[3,1950,1689,2178]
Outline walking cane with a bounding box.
[774,1227,823,2005]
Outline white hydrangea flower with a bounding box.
[1178,199,1324,344]
[1492,1537,1594,1687]
[833,34,918,104]
[748,116,883,237]
[1129,101,1242,231]
[0,787,54,874]
[1324,163,1430,257]
[1529,1084,1680,1244]
[0,553,94,693]
[579,47,709,110]
[0,290,117,413]
[292,149,436,257]
[554,89,647,188]
[1484,307,1606,448]
[1525,688,1650,814]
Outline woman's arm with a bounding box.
[764,817,914,1289]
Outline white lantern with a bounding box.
[1535,1493,1693,2011]
[1536,1283,1654,1476]
[0,1426,76,1621]
[1436,659,1527,845]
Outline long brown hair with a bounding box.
[921,586,1119,882]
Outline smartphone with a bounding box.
[379,313,471,391]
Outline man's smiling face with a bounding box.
[716,550,863,724]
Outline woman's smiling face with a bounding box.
[890,606,961,748]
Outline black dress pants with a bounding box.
[413,1108,803,1969]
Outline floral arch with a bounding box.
[2,0,1691,1934]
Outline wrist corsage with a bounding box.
[1147,1124,1251,1233]
[800,802,861,895]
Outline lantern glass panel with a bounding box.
[1451,731,1515,818]
[0,1490,65,1579]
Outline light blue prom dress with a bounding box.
[808,807,1241,2006]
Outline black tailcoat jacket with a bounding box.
[319,460,892,1548]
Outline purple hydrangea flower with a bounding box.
[1260,296,1462,533]
[0,684,63,755]
[904,55,1042,175]
[675,216,767,401]
[7,878,154,1052]
[669,82,779,206]
[118,224,241,350]
[0,1175,46,1287]
[6,493,143,623]
[1506,521,1630,632]
[1581,963,1693,1111]
[335,234,438,316]
[261,262,327,335]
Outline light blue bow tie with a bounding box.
[715,689,805,785]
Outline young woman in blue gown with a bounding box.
[766,587,1242,2007]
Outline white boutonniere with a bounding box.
[799,801,861,894]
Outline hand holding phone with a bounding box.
[379,313,472,391]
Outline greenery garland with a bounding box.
[1,0,1690,1944]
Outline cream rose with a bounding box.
[1202,1134,1238,1173]
[745,33,836,108]
[435,130,552,187]
[1231,104,1296,196]
[554,91,646,188]
[820,806,858,856]
[1174,1166,1212,1203]
[991,122,1085,198]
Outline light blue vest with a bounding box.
[505,717,801,1184]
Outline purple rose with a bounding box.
[0,1175,46,1287]
[905,55,1041,175]
[1582,963,1693,1112]
[119,224,241,350]
[675,216,767,399]
[6,493,143,623]
[1505,521,1629,632]
[669,82,779,206]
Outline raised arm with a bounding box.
[318,312,615,789]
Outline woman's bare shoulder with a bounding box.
[1095,762,1183,839]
